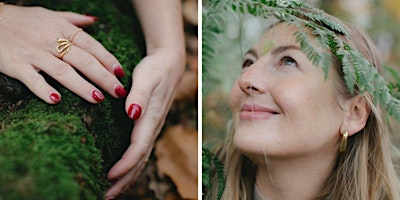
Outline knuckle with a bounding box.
[80,56,96,69]
[52,63,71,77]
[133,143,150,157]
[135,88,152,102]
[80,36,98,51]
[25,73,45,89]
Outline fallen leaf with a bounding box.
[155,125,198,199]
[183,0,198,25]
[174,70,198,103]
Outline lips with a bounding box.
[239,104,279,120]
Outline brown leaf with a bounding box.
[174,70,198,103]
[183,0,198,26]
[155,125,198,199]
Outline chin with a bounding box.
[234,131,277,153]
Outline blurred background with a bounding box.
[202,0,400,146]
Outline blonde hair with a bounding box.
[208,11,400,200]
[315,14,400,200]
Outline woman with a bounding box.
[206,3,400,200]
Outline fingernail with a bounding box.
[128,104,142,120]
[50,93,61,103]
[85,14,98,21]
[92,90,105,102]
[113,65,125,78]
[114,85,127,98]
[105,196,115,200]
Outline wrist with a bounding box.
[148,47,186,75]
[147,40,185,55]
[148,45,186,61]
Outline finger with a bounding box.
[124,69,159,120]
[65,27,125,79]
[34,56,105,103]
[105,149,151,199]
[16,65,61,104]
[55,11,97,27]
[107,143,152,180]
[60,45,127,98]
[107,69,166,178]
[107,110,162,179]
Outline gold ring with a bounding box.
[69,28,82,42]
[56,28,82,59]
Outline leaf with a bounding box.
[202,147,225,200]
[174,70,198,103]
[155,125,198,199]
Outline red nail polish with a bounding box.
[50,93,61,103]
[92,90,105,102]
[115,85,127,98]
[85,14,98,21]
[128,104,142,120]
[113,65,125,78]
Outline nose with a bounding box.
[238,64,266,96]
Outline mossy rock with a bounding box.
[0,0,144,199]
[0,111,102,199]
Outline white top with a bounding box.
[253,185,268,200]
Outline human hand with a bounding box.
[105,48,185,198]
[0,4,127,104]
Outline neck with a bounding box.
[255,152,337,200]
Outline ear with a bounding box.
[340,95,371,136]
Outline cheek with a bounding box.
[229,82,241,111]
[274,78,335,114]
[274,79,343,133]
[272,81,309,115]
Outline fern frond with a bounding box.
[202,147,226,200]
[202,0,230,77]
[202,148,212,190]
[293,29,323,68]
[213,155,225,200]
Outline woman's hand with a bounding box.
[0,5,127,104]
[104,0,185,198]
[105,47,185,198]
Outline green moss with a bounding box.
[0,0,145,199]
[0,112,102,199]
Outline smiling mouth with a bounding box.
[239,104,279,120]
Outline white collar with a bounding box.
[253,184,268,200]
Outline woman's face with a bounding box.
[230,23,345,160]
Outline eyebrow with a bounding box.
[245,48,258,59]
[245,45,302,58]
[271,45,302,56]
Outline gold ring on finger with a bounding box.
[56,28,82,59]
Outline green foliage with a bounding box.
[202,147,225,200]
[387,66,400,99]
[203,0,400,122]
[202,0,229,78]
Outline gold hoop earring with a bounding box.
[340,131,348,152]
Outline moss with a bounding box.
[0,0,145,199]
[0,112,101,199]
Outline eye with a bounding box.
[280,56,297,67]
[242,59,254,69]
